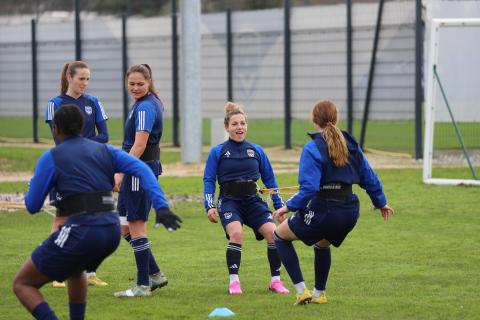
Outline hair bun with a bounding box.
[224,101,241,113]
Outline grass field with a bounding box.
[1,169,479,320]
[1,116,478,155]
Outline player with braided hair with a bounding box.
[273,100,394,305]
[13,104,175,320]
[203,102,289,295]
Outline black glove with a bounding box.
[155,208,182,231]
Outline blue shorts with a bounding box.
[217,195,274,241]
[31,220,120,282]
[118,174,157,222]
[288,194,360,247]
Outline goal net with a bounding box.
[423,18,480,186]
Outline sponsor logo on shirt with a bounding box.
[247,149,255,157]
[224,151,231,158]
[85,106,93,115]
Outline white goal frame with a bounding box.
[423,18,480,186]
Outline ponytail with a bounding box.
[321,123,349,167]
[312,100,349,167]
[60,63,70,95]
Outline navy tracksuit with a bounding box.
[25,136,168,282]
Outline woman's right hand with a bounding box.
[113,173,124,192]
[207,208,219,223]
[273,206,289,223]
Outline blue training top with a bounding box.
[45,94,109,143]
[286,131,387,211]
[203,138,283,212]
[122,93,163,175]
[25,136,169,225]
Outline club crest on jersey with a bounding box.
[247,149,255,157]
[224,212,232,220]
[84,106,92,115]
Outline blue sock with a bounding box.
[32,302,58,320]
[226,243,242,275]
[274,232,304,284]
[267,242,281,277]
[131,237,150,286]
[127,233,160,275]
[314,244,331,291]
[148,249,160,275]
[69,302,86,320]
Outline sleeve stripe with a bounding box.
[98,101,108,120]
[205,193,215,208]
[137,111,146,131]
[131,176,140,191]
[47,102,54,121]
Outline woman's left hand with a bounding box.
[113,173,124,192]
[379,204,394,221]
[272,206,289,223]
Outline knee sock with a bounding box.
[130,237,150,286]
[125,233,160,276]
[32,302,58,320]
[273,232,304,286]
[123,233,132,243]
[69,302,86,320]
[314,244,331,291]
[267,242,282,278]
[226,243,242,283]
[148,248,160,275]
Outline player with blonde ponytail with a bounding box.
[273,100,394,306]
[203,101,290,295]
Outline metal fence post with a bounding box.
[226,8,233,102]
[122,14,128,127]
[359,0,385,149]
[31,19,39,143]
[74,0,81,60]
[346,0,353,135]
[284,0,292,149]
[172,0,180,147]
[415,0,423,159]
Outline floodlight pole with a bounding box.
[180,0,202,163]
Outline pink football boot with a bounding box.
[228,280,242,295]
[269,279,290,294]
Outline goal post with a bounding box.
[423,18,480,186]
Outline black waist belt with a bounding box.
[220,181,258,196]
[317,183,352,201]
[126,144,160,162]
[57,191,115,216]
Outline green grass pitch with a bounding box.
[1,170,479,319]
